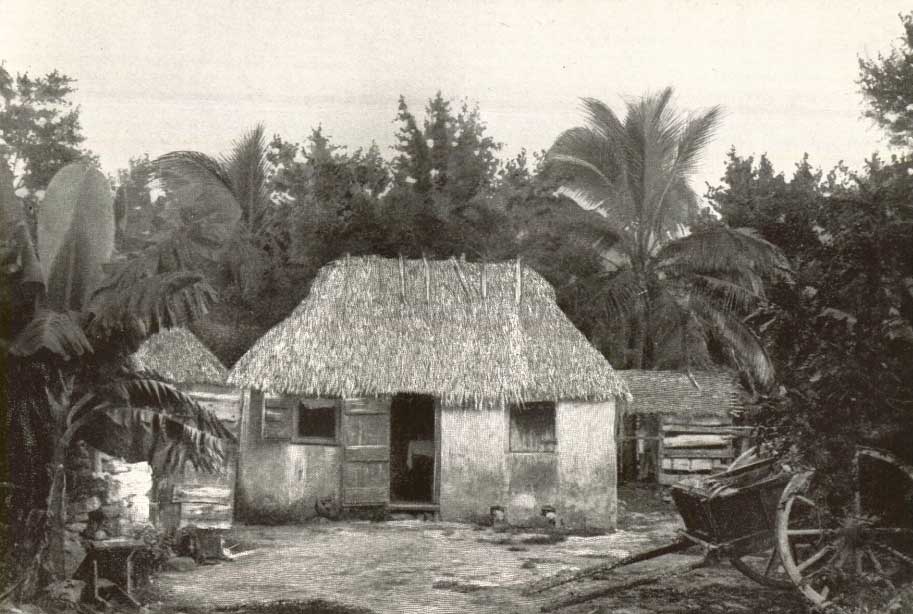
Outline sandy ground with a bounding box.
[152,502,811,614]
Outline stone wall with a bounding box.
[64,442,153,575]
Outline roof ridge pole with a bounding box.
[422,252,430,303]
[687,369,700,391]
[480,259,487,299]
[399,253,406,303]
[452,255,470,299]
[514,257,522,306]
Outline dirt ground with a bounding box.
[150,485,811,614]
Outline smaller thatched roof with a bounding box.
[228,256,628,405]
[132,328,228,386]
[618,370,742,417]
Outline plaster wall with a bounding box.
[555,399,617,530]
[438,403,508,522]
[237,390,341,521]
[438,400,616,530]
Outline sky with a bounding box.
[2,0,910,192]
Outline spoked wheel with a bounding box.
[776,447,913,609]
[725,447,792,589]
[730,539,793,589]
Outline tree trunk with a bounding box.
[47,439,68,580]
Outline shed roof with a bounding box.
[132,327,228,386]
[618,370,742,417]
[228,255,628,405]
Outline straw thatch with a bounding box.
[132,327,228,386]
[228,256,628,405]
[618,370,742,417]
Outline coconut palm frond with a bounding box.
[223,230,269,298]
[678,274,765,314]
[549,128,619,187]
[548,127,634,223]
[581,98,625,144]
[674,105,723,179]
[645,103,721,242]
[9,310,92,360]
[595,269,644,317]
[222,123,270,227]
[656,226,791,277]
[685,292,776,387]
[626,88,681,175]
[152,151,243,258]
[649,292,714,370]
[155,150,234,195]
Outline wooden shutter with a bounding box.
[340,397,390,506]
[509,402,557,452]
[262,396,294,440]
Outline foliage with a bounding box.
[113,154,161,254]
[709,151,913,469]
[0,64,92,193]
[858,11,913,148]
[1,156,238,588]
[391,96,432,195]
[706,150,833,259]
[547,89,786,386]
[391,93,502,204]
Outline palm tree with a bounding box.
[153,124,285,300]
[548,88,788,387]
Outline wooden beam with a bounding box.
[663,447,736,459]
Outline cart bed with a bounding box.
[670,457,791,546]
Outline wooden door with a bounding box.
[340,397,391,506]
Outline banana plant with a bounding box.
[1,158,240,585]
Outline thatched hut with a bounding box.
[617,370,751,485]
[133,327,242,532]
[228,255,628,530]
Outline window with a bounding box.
[262,396,339,445]
[296,403,337,442]
[509,402,557,452]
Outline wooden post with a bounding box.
[480,261,487,299]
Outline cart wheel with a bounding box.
[729,544,792,589]
[776,447,913,609]
[723,447,792,589]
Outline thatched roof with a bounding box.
[618,370,742,417]
[133,327,228,386]
[228,256,628,405]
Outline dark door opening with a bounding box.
[390,393,436,503]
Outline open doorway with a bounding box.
[389,393,436,503]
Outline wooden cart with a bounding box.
[528,446,913,611]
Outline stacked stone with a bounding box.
[62,443,153,575]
